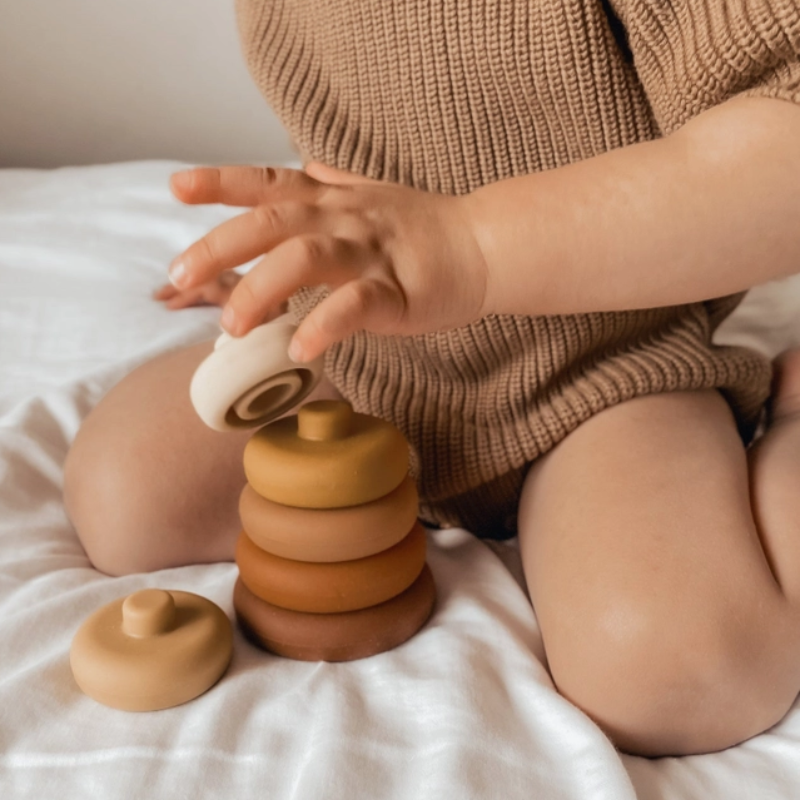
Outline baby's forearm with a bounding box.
[465,96,800,317]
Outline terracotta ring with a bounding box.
[190,320,324,432]
[236,521,427,613]
[234,563,436,661]
[240,475,419,562]
[243,400,409,508]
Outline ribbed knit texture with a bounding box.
[236,0,799,537]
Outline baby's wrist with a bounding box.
[458,187,520,319]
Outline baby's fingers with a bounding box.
[169,201,323,289]
[291,279,405,363]
[154,283,214,310]
[165,288,208,310]
[171,165,325,207]
[220,234,369,338]
[153,284,178,301]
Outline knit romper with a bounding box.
[236,0,800,538]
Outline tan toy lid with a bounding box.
[239,474,419,562]
[70,589,233,711]
[244,400,410,508]
[234,563,436,662]
[190,317,324,432]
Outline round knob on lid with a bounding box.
[122,589,176,638]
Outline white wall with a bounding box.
[0,1,296,167]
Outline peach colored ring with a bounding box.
[239,475,419,562]
[190,319,324,432]
[234,564,436,662]
[236,521,427,613]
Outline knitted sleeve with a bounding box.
[615,0,800,134]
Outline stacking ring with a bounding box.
[190,320,324,432]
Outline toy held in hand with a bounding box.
[190,316,325,432]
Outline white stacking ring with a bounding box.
[190,319,324,432]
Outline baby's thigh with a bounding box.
[516,389,795,756]
[64,342,343,576]
[64,341,250,574]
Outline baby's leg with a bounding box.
[517,350,800,757]
[64,341,341,576]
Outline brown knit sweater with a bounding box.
[236,0,800,537]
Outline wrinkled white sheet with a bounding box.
[0,161,799,799]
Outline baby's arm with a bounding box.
[166,97,799,361]
[465,95,800,318]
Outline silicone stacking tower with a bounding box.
[233,400,436,661]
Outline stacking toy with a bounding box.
[190,317,437,661]
[69,317,435,711]
[70,589,233,711]
[234,400,436,660]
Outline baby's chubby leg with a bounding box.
[517,366,800,757]
[64,341,341,576]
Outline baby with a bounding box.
[64,0,800,758]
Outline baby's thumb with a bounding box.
[290,279,403,363]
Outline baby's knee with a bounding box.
[63,344,252,575]
[64,418,161,576]
[546,595,797,757]
[64,411,239,577]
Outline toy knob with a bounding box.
[297,400,353,441]
[122,589,176,638]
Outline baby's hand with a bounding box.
[167,163,489,363]
[154,271,241,310]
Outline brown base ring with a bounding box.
[234,563,436,662]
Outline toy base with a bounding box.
[234,564,436,662]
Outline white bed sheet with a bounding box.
[0,161,799,799]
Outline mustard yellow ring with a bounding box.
[243,400,409,508]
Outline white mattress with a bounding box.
[1,161,799,799]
